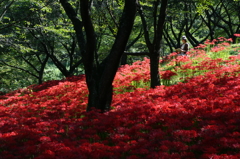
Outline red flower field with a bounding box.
[0,38,240,158]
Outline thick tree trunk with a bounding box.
[96,0,138,111]
[121,54,128,65]
[60,0,138,112]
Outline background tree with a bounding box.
[207,0,240,43]
[138,0,168,88]
[0,0,52,90]
[0,0,83,91]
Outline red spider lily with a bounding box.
[0,37,240,158]
[161,70,177,80]
[204,39,215,45]
[234,33,240,37]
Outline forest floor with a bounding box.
[0,37,240,158]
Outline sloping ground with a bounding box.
[0,40,240,158]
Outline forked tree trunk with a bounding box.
[60,0,138,112]
[95,0,138,112]
[139,0,168,88]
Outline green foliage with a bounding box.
[0,0,240,93]
[230,44,240,55]
[0,0,81,92]
[196,0,213,14]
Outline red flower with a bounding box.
[161,70,177,80]
[234,33,240,37]
[39,136,51,142]
[0,40,240,158]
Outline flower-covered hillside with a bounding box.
[0,38,240,159]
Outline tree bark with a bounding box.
[60,0,138,112]
[150,0,168,88]
[139,0,168,88]
[38,54,49,84]
[97,0,138,111]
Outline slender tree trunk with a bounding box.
[38,55,49,84]
[151,0,168,88]
[150,52,160,87]
[138,0,168,88]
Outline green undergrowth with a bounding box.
[114,80,150,95]
[117,43,240,94]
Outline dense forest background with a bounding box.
[0,0,239,93]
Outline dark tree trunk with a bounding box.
[60,0,138,112]
[96,0,138,111]
[151,0,168,88]
[139,0,168,88]
[121,54,128,65]
[149,53,160,88]
[38,54,49,84]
